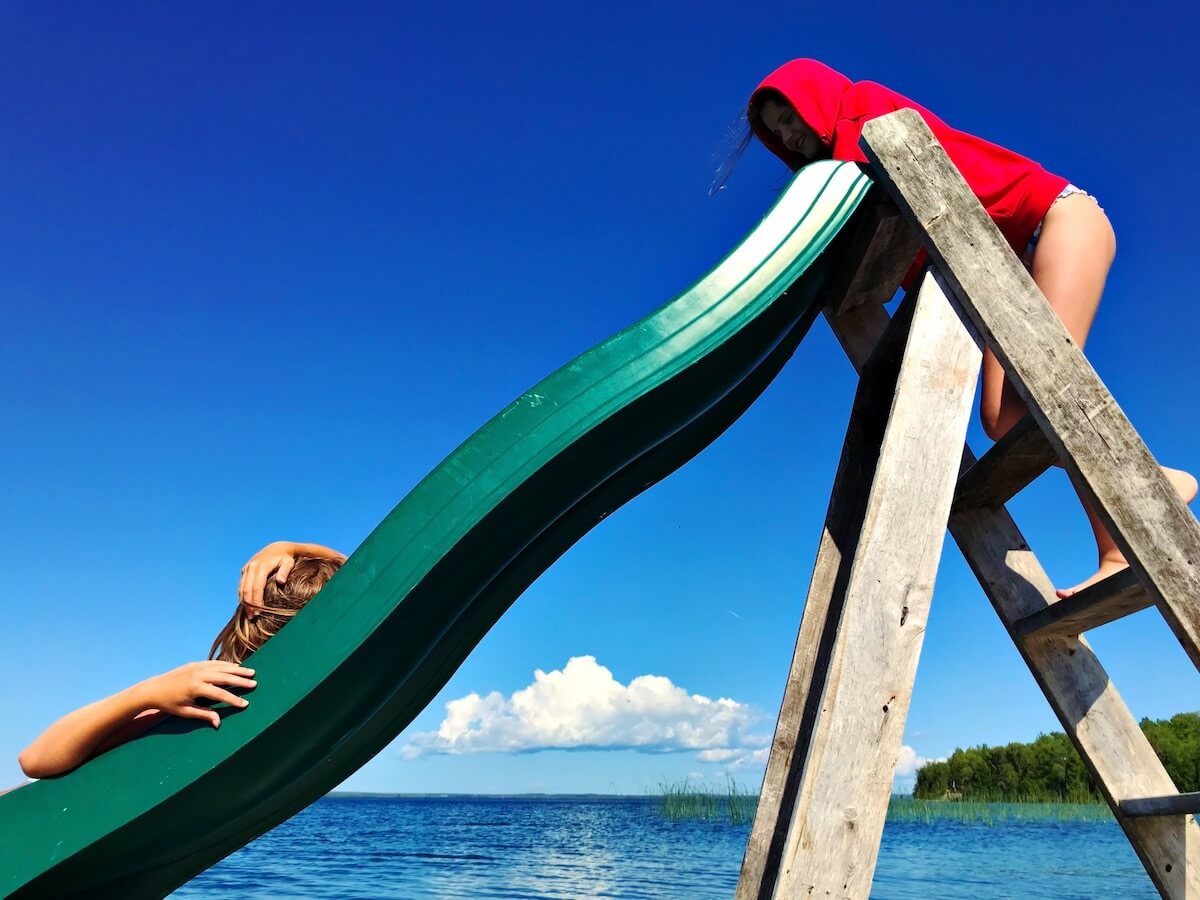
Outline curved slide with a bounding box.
[0,160,871,898]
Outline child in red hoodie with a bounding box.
[746,58,1195,598]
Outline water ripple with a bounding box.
[171,796,1156,899]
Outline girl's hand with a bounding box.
[239,540,346,617]
[139,661,257,729]
[19,661,258,777]
[239,541,300,616]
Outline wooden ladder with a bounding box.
[735,109,1200,900]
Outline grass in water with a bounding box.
[655,789,1110,826]
[886,796,1112,825]
[658,778,757,825]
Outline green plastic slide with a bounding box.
[0,160,871,898]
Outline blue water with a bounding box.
[171,796,1156,898]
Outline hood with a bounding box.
[748,59,854,170]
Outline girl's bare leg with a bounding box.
[978,194,1196,598]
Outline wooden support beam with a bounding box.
[735,289,917,900]
[824,295,1200,898]
[860,109,1200,676]
[822,199,922,316]
[824,286,892,366]
[951,498,1200,897]
[1014,569,1152,639]
[772,272,980,899]
[953,417,1058,511]
[1122,793,1200,818]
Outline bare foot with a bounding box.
[1056,466,1199,598]
[1056,553,1130,599]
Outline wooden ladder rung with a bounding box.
[1120,793,1200,817]
[1013,569,1151,640]
[953,417,1057,511]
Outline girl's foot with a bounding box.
[1056,466,1199,599]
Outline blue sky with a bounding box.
[2,2,1199,797]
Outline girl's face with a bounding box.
[759,97,822,161]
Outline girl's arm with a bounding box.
[239,540,347,615]
[18,661,256,778]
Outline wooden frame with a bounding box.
[739,109,1200,900]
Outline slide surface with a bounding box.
[0,160,871,898]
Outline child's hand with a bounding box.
[239,541,300,616]
[138,661,257,728]
[239,540,346,617]
[18,661,258,777]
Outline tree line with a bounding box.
[913,712,1200,802]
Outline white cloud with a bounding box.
[695,748,741,763]
[402,657,939,792]
[401,656,767,761]
[697,747,769,770]
[892,744,943,794]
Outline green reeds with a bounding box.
[657,777,757,825]
[655,788,1110,826]
[886,796,1112,825]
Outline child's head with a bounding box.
[209,556,343,664]
[710,59,842,195]
[748,90,825,167]
[753,93,820,162]
[747,60,849,170]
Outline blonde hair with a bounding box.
[209,556,343,664]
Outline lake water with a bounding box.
[171,796,1156,898]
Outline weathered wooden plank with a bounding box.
[823,200,923,316]
[1014,568,1152,639]
[861,285,919,374]
[823,286,891,366]
[860,109,1200,676]
[951,499,1200,898]
[953,416,1058,511]
[821,274,1198,896]
[735,292,916,900]
[773,272,980,899]
[1122,793,1200,818]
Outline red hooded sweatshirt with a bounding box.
[749,59,1069,254]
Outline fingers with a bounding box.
[239,552,294,618]
[159,663,260,727]
[195,663,256,704]
[210,676,256,691]
[192,661,255,678]
[212,662,255,678]
[275,555,294,586]
[248,560,270,615]
[176,706,222,729]
[238,563,255,610]
[239,560,273,618]
[196,685,250,709]
[239,561,265,617]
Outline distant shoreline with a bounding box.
[322,794,1112,826]
[327,791,1106,805]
